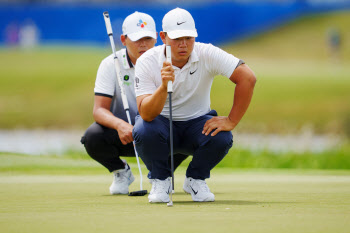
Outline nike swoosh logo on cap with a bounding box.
[177,21,186,25]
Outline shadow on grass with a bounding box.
[100,194,296,206]
[173,200,296,206]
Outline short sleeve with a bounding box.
[202,43,240,78]
[94,55,116,97]
[135,57,158,97]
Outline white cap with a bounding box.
[122,11,157,41]
[162,8,198,39]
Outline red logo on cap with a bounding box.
[137,19,147,28]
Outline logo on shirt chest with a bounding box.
[135,77,139,88]
[190,68,197,75]
[123,75,131,86]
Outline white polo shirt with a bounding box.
[135,42,240,121]
[94,48,138,125]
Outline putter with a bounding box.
[166,45,174,207]
[103,11,147,196]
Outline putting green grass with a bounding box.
[1,171,350,233]
[1,154,350,233]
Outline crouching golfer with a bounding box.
[133,8,256,202]
[81,12,188,195]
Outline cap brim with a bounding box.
[127,31,157,41]
[167,30,198,39]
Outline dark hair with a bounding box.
[124,35,128,39]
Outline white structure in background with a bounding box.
[18,19,40,48]
[0,129,343,155]
[0,130,84,155]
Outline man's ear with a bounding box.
[160,32,167,44]
[120,34,127,46]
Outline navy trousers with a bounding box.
[81,122,189,173]
[132,110,233,180]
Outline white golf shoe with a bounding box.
[148,177,171,203]
[183,177,215,202]
[109,160,135,195]
[183,177,191,194]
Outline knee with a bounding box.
[81,123,105,148]
[133,117,167,144]
[208,131,233,151]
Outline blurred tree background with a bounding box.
[0,0,349,160]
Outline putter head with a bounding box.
[128,190,148,196]
[167,201,173,207]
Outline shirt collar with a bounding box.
[157,44,199,69]
[121,48,134,69]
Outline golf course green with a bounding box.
[1,11,350,233]
[1,154,349,233]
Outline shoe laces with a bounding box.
[151,178,170,194]
[114,166,130,182]
[194,179,210,192]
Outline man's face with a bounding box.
[121,35,157,64]
[161,32,195,68]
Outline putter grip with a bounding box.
[167,81,173,93]
[166,45,173,93]
[103,12,113,35]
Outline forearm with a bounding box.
[93,108,127,131]
[228,78,256,126]
[138,86,168,122]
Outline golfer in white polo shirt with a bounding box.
[81,11,188,195]
[133,8,256,203]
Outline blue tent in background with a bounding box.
[0,0,349,46]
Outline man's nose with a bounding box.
[179,39,187,46]
[139,39,147,46]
